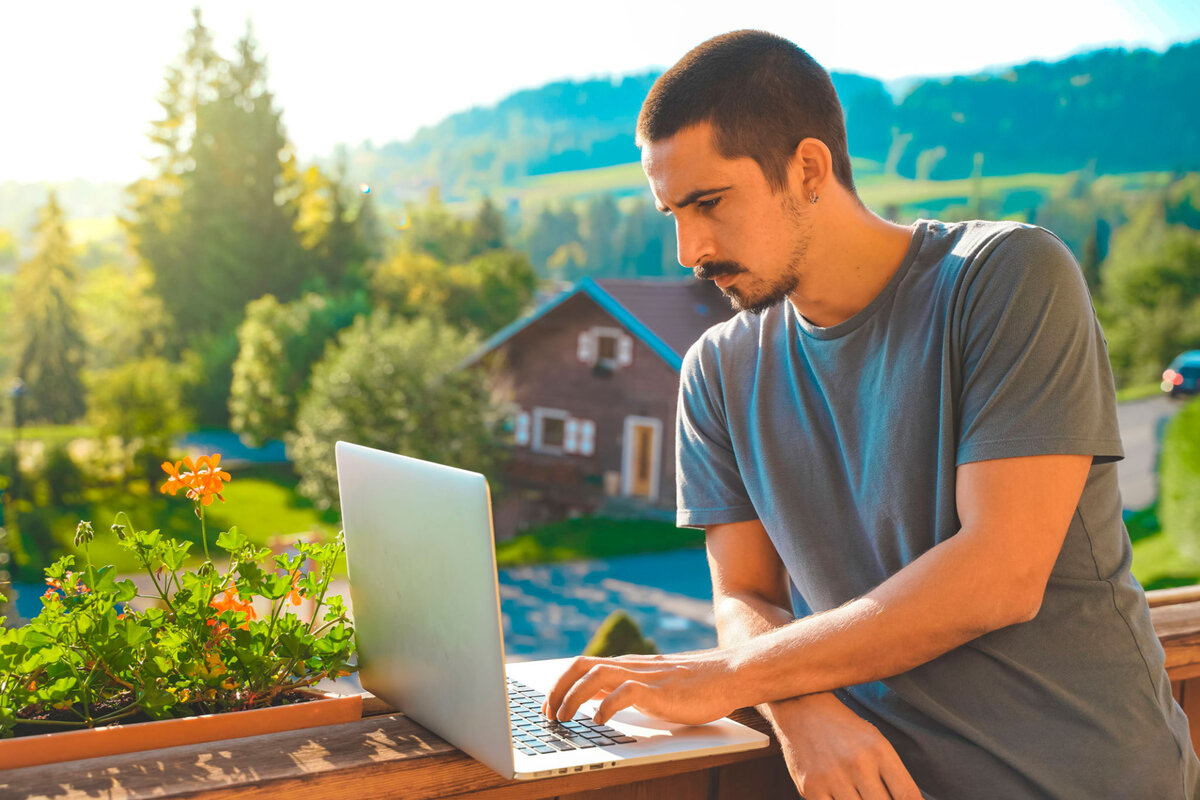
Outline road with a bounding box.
[1116,395,1184,511]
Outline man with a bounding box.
[544,30,1200,799]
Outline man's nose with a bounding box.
[675,217,713,270]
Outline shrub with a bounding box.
[1162,397,1200,561]
[583,610,657,657]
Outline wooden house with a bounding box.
[466,277,736,539]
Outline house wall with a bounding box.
[486,293,683,538]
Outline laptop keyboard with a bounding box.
[507,677,637,757]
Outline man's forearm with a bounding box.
[725,522,1039,710]
[713,590,826,730]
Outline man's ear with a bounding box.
[789,137,833,198]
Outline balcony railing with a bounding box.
[4,586,1199,798]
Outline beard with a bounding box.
[697,192,812,315]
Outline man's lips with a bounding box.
[713,273,738,289]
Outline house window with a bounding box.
[542,416,565,448]
[533,407,569,453]
[577,326,633,370]
[531,407,596,456]
[597,333,617,364]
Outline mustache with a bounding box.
[694,260,746,281]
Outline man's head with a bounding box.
[637,31,854,314]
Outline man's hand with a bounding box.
[768,693,922,800]
[541,649,742,726]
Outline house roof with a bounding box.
[464,276,735,371]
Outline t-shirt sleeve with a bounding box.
[675,338,758,528]
[956,225,1124,465]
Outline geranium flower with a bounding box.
[288,579,303,606]
[160,454,233,506]
[210,583,257,629]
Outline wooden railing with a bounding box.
[3,586,1200,799]
[1148,585,1200,756]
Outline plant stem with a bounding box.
[84,540,95,594]
[116,511,178,618]
[199,503,210,562]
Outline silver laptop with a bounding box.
[334,440,768,780]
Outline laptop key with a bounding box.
[565,734,597,748]
[545,739,576,751]
[610,735,637,744]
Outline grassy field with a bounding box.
[1115,383,1166,403]
[495,516,703,567]
[461,161,1175,220]
[0,424,98,444]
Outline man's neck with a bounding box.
[787,197,916,329]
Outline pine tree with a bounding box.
[469,195,507,255]
[170,22,307,336]
[125,12,308,341]
[12,191,88,424]
[123,7,223,351]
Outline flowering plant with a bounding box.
[0,454,356,738]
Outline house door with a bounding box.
[622,416,661,500]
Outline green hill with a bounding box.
[337,39,1199,209]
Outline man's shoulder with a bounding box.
[920,218,1080,295]
[683,305,781,373]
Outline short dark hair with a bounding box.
[637,30,856,196]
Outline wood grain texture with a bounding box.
[0,708,779,800]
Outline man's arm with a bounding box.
[545,452,1091,721]
[707,518,922,800]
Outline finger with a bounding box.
[556,664,625,721]
[879,756,922,800]
[543,656,602,718]
[854,771,894,800]
[594,680,649,725]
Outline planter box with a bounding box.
[0,689,363,769]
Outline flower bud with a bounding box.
[74,520,95,547]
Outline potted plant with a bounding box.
[0,454,360,769]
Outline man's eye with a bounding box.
[698,197,721,209]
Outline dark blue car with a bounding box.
[1163,350,1200,398]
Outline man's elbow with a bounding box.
[989,573,1048,629]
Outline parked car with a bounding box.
[1162,350,1200,397]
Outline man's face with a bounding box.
[641,122,812,314]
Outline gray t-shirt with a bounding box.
[677,218,1200,798]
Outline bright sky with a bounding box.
[2,0,1198,184]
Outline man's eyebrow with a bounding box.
[655,185,733,214]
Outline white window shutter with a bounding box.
[577,331,596,363]
[580,420,595,456]
[617,334,633,366]
[515,412,530,446]
[565,418,579,453]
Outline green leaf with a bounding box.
[261,573,291,600]
[139,685,176,713]
[216,527,248,553]
[122,622,152,649]
[91,565,119,595]
[160,540,191,571]
[115,578,138,603]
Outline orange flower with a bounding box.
[210,583,257,629]
[288,579,303,606]
[160,454,232,506]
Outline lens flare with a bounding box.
[359,183,371,195]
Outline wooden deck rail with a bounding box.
[4,586,1200,799]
